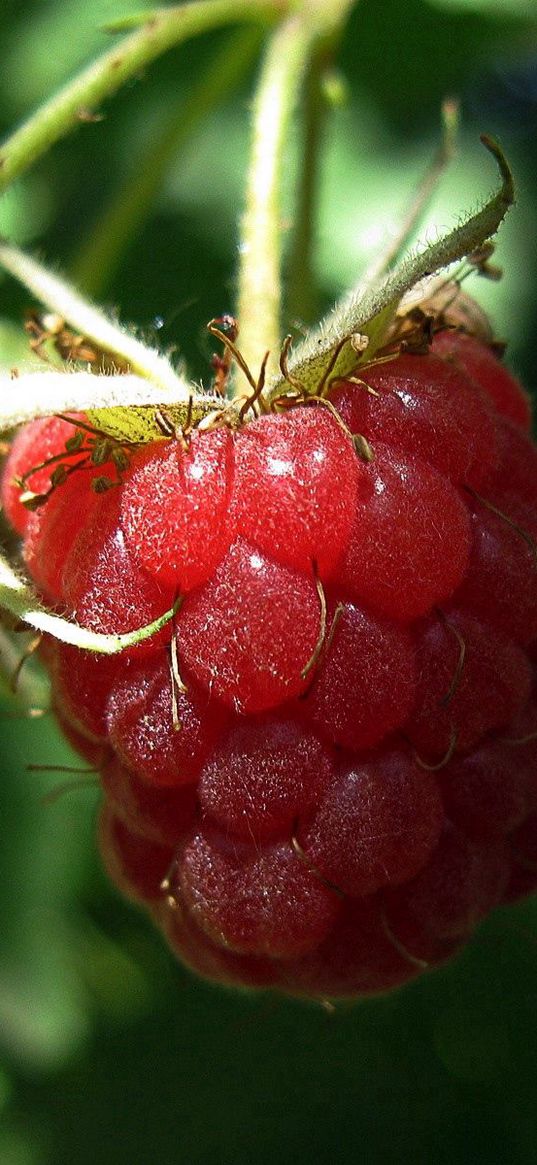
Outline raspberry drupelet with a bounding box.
[3,330,536,1000]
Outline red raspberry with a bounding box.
[1,414,84,536]
[5,341,537,1000]
[120,428,235,592]
[230,407,360,579]
[431,330,531,430]
[329,351,500,489]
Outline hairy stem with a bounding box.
[0,0,281,193]
[0,242,185,394]
[234,0,354,389]
[72,24,263,297]
[266,135,515,399]
[286,53,326,327]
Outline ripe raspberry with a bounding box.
[1,414,84,536]
[431,330,531,430]
[4,334,537,1001]
[120,428,235,592]
[329,351,499,488]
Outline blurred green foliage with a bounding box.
[1,1,537,1162]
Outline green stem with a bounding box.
[286,52,327,327]
[0,0,282,194]
[234,14,313,383]
[72,24,263,297]
[234,0,354,389]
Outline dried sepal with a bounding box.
[391,275,494,345]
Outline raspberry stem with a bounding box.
[71,25,263,298]
[0,0,281,193]
[0,244,184,396]
[234,0,355,390]
[286,50,328,327]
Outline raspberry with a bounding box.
[338,443,471,620]
[503,814,537,903]
[301,600,416,751]
[98,803,175,904]
[431,330,531,430]
[5,339,537,1001]
[438,741,531,841]
[297,748,443,897]
[404,609,532,760]
[230,407,360,579]
[176,828,341,958]
[383,825,510,946]
[106,656,229,787]
[101,757,198,847]
[329,351,499,488]
[1,414,84,536]
[120,428,235,592]
[198,714,335,840]
[490,418,537,511]
[62,487,176,654]
[24,467,105,603]
[178,538,321,713]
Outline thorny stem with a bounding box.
[72,25,263,297]
[0,0,282,193]
[234,0,355,390]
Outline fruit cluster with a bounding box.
[3,329,537,999]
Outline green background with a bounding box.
[1,1,537,1162]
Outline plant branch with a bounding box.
[0,242,185,394]
[72,24,263,297]
[0,0,281,193]
[286,53,326,327]
[234,0,355,388]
